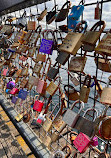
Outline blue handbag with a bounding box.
[18,89,28,100]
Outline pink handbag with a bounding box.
[33,95,44,112]
[36,57,51,95]
[9,87,19,95]
[73,132,90,153]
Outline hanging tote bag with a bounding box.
[55,1,71,22]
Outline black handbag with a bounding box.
[46,5,57,24]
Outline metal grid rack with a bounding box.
[0,0,111,157]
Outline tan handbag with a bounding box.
[37,8,47,21]
[79,74,91,103]
[27,21,37,30]
[59,32,83,55]
[82,21,106,52]
[95,33,111,56]
[69,56,87,73]
[100,79,111,105]
[95,56,111,72]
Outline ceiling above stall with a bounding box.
[0,0,50,16]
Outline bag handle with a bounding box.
[90,20,106,33]
[62,145,72,158]
[83,74,91,88]
[61,1,71,10]
[83,108,98,121]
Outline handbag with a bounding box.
[64,85,80,101]
[46,5,57,24]
[82,21,106,52]
[55,1,71,22]
[33,95,44,112]
[18,89,28,100]
[69,56,87,72]
[37,8,47,21]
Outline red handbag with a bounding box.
[33,95,44,112]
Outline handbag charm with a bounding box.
[79,74,91,103]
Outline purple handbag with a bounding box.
[39,39,54,55]
[7,81,16,89]
[18,89,28,100]
[12,96,18,104]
